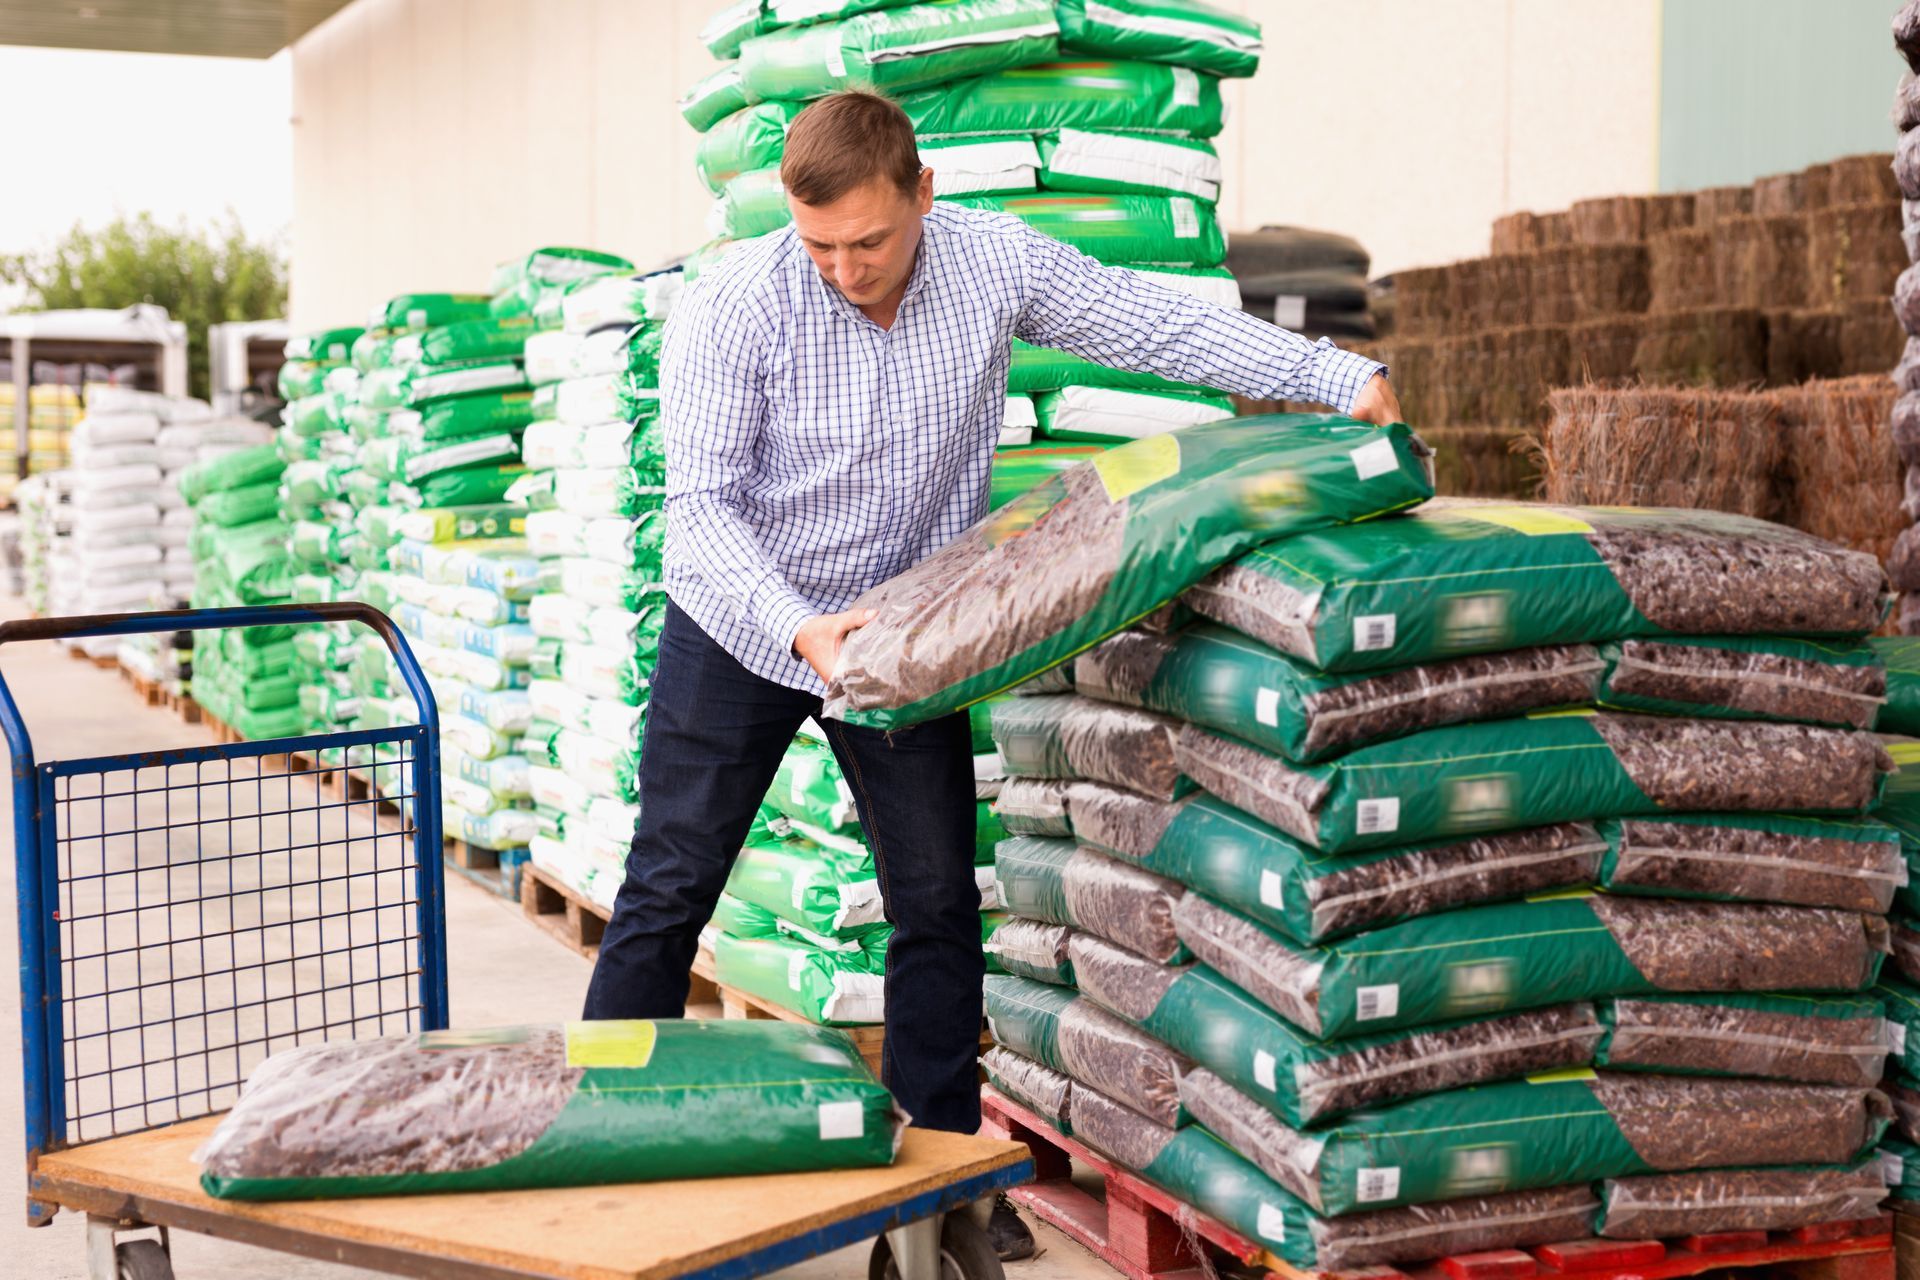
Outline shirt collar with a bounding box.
[805,210,938,325]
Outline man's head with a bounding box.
[782,90,934,309]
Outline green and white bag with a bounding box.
[1596,992,1891,1088]
[528,594,667,651]
[1597,636,1886,729]
[680,62,757,132]
[1055,0,1262,77]
[712,931,884,1025]
[445,802,538,851]
[991,694,1188,801]
[1035,386,1233,442]
[369,293,492,333]
[557,558,662,612]
[901,59,1224,137]
[197,1020,901,1199]
[983,975,1188,1126]
[1175,890,1889,1041]
[738,0,1059,102]
[711,167,793,240]
[994,837,1187,962]
[1188,500,1890,674]
[951,193,1225,266]
[825,417,1434,728]
[1598,812,1907,914]
[726,839,885,940]
[1037,130,1222,201]
[1007,341,1204,395]
[924,135,1041,196]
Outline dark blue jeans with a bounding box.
[583,601,985,1132]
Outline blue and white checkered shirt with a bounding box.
[660,203,1388,695]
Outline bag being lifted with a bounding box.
[824,417,1433,728]
[197,1020,902,1199]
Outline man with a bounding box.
[584,90,1402,1258]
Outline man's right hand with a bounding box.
[794,608,877,683]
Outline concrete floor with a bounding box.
[0,600,1110,1280]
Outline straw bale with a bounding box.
[1441,326,1571,428]
[1774,376,1904,564]
[1827,154,1900,205]
[1765,309,1843,386]
[1358,338,1441,429]
[1713,216,1810,310]
[1422,424,1539,499]
[1527,244,1649,325]
[1807,202,1907,307]
[1569,316,1644,384]
[1394,265,1452,338]
[1633,308,1770,388]
[1650,228,1718,312]
[1839,297,1906,375]
[1571,196,1650,245]
[1695,186,1756,224]
[1538,385,1785,520]
[1492,211,1543,255]
[1536,211,1573,247]
[1754,163,1833,218]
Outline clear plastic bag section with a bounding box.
[982,1046,1074,1133]
[1069,1079,1179,1173]
[1598,1165,1886,1238]
[1306,1186,1602,1272]
[1599,995,1889,1087]
[1177,1066,1329,1207]
[984,918,1076,986]
[1056,998,1188,1129]
[1600,638,1886,729]
[994,838,1187,962]
[1602,815,1906,913]
[993,776,1079,837]
[991,693,1187,801]
[1068,932,1186,1024]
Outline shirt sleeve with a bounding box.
[660,280,817,655]
[1012,226,1388,413]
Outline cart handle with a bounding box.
[0,603,439,757]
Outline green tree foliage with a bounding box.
[0,212,287,401]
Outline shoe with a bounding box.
[988,1193,1036,1262]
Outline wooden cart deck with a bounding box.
[34,1115,1033,1280]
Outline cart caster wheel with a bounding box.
[869,1214,1004,1280]
[116,1239,174,1280]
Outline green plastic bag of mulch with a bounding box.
[950,193,1224,268]
[1077,624,1603,764]
[196,481,283,528]
[1596,636,1886,730]
[767,736,861,835]
[739,0,1058,102]
[351,328,402,373]
[993,836,1188,962]
[392,389,539,443]
[713,932,886,1026]
[1175,889,1890,1042]
[1596,811,1905,914]
[391,463,527,510]
[1879,979,1920,1079]
[287,520,340,566]
[725,839,885,941]
[713,892,783,941]
[1188,500,1890,676]
[679,63,757,133]
[1876,637,1920,734]
[369,292,492,333]
[1007,342,1201,396]
[1595,991,1891,1087]
[1876,743,1920,918]
[1036,130,1223,201]
[280,458,347,513]
[698,101,805,192]
[824,417,1434,728]
[1880,1138,1920,1203]
[394,316,536,368]
[182,444,286,505]
[198,1019,901,1200]
[900,58,1223,137]
[713,167,793,240]
[283,391,352,440]
[989,443,1110,509]
[491,247,632,300]
[405,361,529,409]
[298,683,359,727]
[984,974,1078,1067]
[223,702,305,741]
[286,326,362,364]
[1174,710,1891,856]
[1056,0,1261,77]
[277,361,334,402]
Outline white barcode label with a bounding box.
[1354,614,1396,652]
[1255,1201,1288,1242]
[1890,1018,1909,1055]
[1258,869,1285,910]
[1169,197,1200,238]
[825,40,849,79]
[1355,797,1400,835]
[788,950,808,991]
[1255,687,1281,727]
[1885,1152,1907,1184]
[1171,66,1201,107]
[818,1100,865,1140]
[1273,294,1307,329]
[1253,1048,1278,1091]
[1356,1166,1401,1203]
[1350,436,1400,480]
[1356,983,1400,1022]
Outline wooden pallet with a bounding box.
[979,1088,1895,1280]
[116,665,168,709]
[521,860,609,958]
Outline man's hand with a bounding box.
[1348,372,1404,427]
[794,608,877,682]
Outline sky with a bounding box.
[0,44,291,258]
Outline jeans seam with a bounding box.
[825,720,893,903]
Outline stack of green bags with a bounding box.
[681,0,1264,511]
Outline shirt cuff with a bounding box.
[1310,342,1390,416]
[755,589,818,659]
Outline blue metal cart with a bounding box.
[8,604,1030,1280]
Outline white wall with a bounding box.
[288,0,1664,330]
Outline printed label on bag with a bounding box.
[1353,614,1396,652]
[1885,1151,1906,1184]
[1272,294,1307,329]
[1890,1018,1909,1055]
[1355,797,1400,835]
[818,1099,865,1141]
[1256,1201,1287,1242]
[1254,686,1281,727]
[1253,1048,1278,1091]
[1169,197,1200,239]
[1356,983,1400,1022]
[1356,1166,1401,1203]
[1258,869,1285,910]
[788,950,808,991]
[564,1020,658,1069]
[1350,436,1400,481]
[1171,66,1201,106]
[825,41,849,79]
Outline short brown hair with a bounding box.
[781,90,922,206]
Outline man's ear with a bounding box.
[915,166,934,215]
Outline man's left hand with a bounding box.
[1348,372,1404,427]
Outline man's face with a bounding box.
[789,169,934,309]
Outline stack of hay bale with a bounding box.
[984,494,1907,1268]
[681,0,1259,510]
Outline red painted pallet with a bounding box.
[978,1087,1895,1280]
